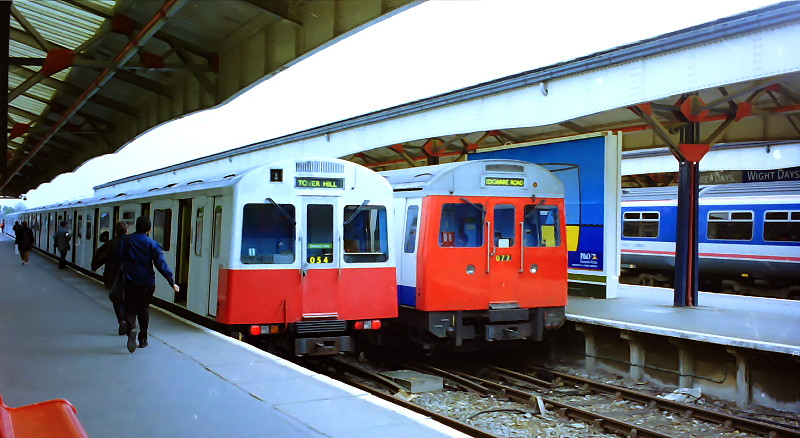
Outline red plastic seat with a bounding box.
[0,395,88,438]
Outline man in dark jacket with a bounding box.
[91,221,129,335]
[53,220,72,269]
[118,216,180,353]
[15,221,34,265]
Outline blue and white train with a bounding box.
[620,180,800,299]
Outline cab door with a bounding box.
[518,201,568,307]
[299,197,340,317]
[487,201,520,304]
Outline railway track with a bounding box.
[303,353,800,438]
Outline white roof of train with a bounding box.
[622,180,800,203]
[380,159,564,198]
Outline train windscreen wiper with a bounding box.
[265,198,296,225]
[525,199,547,219]
[344,200,370,225]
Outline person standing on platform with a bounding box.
[16,221,34,265]
[91,221,129,335]
[53,220,72,269]
[118,216,180,353]
[1,219,5,234]
[12,221,21,254]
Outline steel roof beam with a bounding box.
[2,0,189,192]
[14,66,137,117]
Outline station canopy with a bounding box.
[4,1,800,198]
[3,0,418,197]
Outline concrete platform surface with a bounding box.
[567,284,800,355]
[0,234,464,437]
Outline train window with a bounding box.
[153,209,172,250]
[306,204,333,264]
[764,210,800,242]
[494,205,516,247]
[212,206,222,259]
[403,206,419,253]
[707,211,753,241]
[99,212,110,242]
[523,205,561,247]
[194,208,204,256]
[622,211,660,238]
[121,210,136,230]
[343,205,389,263]
[440,203,484,248]
[240,203,295,264]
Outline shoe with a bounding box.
[127,328,138,353]
[138,340,148,348]
[118,321,128,336]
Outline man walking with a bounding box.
[16,221,34,265]
[53,220,72,269]
[118,216,180,353]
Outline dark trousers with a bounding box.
[110,294,126,324]
[57,248,68,268]
[124,282,156,342]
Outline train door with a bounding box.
[486,200,525,304]
[207,200,223,316]
[300,197,340,316]
[399,200,421,306]
[150,199,178,301]
[96,207,112,276]
[518,201,567,307]
[67,210,77,264]
[174,199,192,306]
[187,196,214,315]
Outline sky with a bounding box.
[4,0,783,209]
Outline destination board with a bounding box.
[484,177,525,187]
[295,177,344,189]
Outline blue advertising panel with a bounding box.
[472,136,607,271]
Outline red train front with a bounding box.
[382,159,567,350]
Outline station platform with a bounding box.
[566,284,800,355]
[0,234,463,437]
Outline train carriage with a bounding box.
[381,159,568,350]
[7,158,398,355]
[621,180,800,298]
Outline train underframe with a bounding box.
[391,306,566,352]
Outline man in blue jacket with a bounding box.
[118,216,180,353]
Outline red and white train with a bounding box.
[381,159,568,350]
[6,158,397,355]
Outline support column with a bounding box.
[673,122,708,307]
[575,324,597,371]
[726,347,751,408]
[669,339,695,388]
[1,0,11,183]
[620,331,645,381]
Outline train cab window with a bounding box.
[343,205,389,263]
[622,211,660,238]
[440,203,484,248]
[493,204,516,247]
[403,206,419,253]
[241,203,295,264]
[86,216,92,241]
[194,208,204,256]
[764,210,800,242]
[153,209,172,250]
[212,206,222,259]
[306,204,333,264]
[707,211,753,241]
[523,205,561,247]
